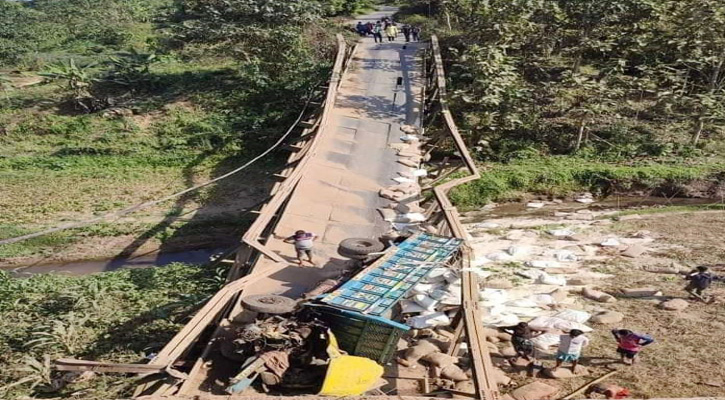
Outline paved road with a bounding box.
[243,7,425,298]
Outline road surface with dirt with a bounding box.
[243,6,424,298]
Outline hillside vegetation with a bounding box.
[397,0,725,207]
[0,264,226,399]
[0,0,371,262]
[0,0,370,398]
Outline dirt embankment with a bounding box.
[461,202,725,399]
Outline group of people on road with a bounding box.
[356,18,421,43]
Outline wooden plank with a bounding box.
[561,370,619,400]
[425,35,497,400]
[55,358,166,374]
[242,238,284,263]
[446,312,465,356]
[297,120,316,129]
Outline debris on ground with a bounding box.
[659,298,689,311]
[509,381,559,400]
[590,310,624,324]
[542,365,590,379]
[458,201,725,398]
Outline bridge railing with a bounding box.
[420,35,500,400]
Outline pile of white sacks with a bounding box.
[395,258,599,354]
[378,125,437,237]
[462,219,631,353]
[399,266,463,329]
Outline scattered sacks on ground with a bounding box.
[542,365,590,379]
[660,298,689,311]
[509,381,559,400]
[590,310,624,324]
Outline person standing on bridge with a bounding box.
[385,23,399,42]
[284,230,318,266]
[356,22,367,37]
[412,26,421,41]
[366,21,374,35]
[402,24,411,42]
[372,21,384,43]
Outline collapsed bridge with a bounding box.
[56,8,499,400]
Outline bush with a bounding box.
[0,263,226,399]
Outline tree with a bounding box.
[557,72,622,150]
[448,45,529,150]
[657,0,725,145]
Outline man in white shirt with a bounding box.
[555,329,589,370]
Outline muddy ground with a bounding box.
[461,204,725,399]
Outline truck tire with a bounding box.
[338,238,385,257]
[241,294,296,314]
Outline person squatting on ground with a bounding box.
[585,383,631,399]
[612,329,654,365]
[555,329,589,371]
[284,230,317,266]
[685,265,716,300]
[372,21,383,43]
[498,322,544,361]
[385,23,399,42]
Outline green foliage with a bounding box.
[41,59,96,98]
[0,0,169,67]
[407,0,725,159]
[449,157,725,208]
[0,263,226,399]
[107,49,159,86]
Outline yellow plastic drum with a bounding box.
[318,331,384,396]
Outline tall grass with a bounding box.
[0,263,226,399]
[449,157,725,208]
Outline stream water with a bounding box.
[3,196,720,277]
[460,195,719,222]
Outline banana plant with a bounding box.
[40,59,97,99]
[107,48,158,86]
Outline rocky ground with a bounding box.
[458,200,725,399]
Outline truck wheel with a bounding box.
[338,238,385,257]
[241,294,296,314]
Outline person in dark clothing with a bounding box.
[356,22,366,37]
[402,24,411,42]
[498,322,545,361]
[411,26,421,41]
[366,21,374,34]
[685,265,716,299]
